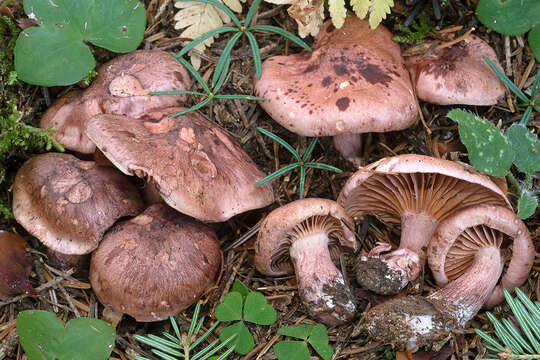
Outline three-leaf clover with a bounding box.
[274,324,333,360]
[215,283,277,355]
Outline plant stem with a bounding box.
[506,172,521,193]
[499,353,540,359]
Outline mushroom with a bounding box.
[405,35,506,105]
[0,231,35,300]
[12,153,144,259]
[254,198,358,325]
[362,205,534,349]
[85,107,274,222]
[41,50,192,154]
[338,154,510,294]
[254,17,417,165]
[90,204,222,322]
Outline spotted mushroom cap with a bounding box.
[428,205,534,308]
[90,204,222,322]
[405,35,506,105]
[41,50,192,154]
[85,108,274,222]
[13,153,145,255]
[338,154,510,224]
[254,17,418,137]
[254,198,357,276]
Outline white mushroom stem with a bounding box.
[333,134,363,167]
[289,232,356,326]
[428,246,503,327]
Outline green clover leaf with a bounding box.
[507,124,540,175]
[244,292,277,325]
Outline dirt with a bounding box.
[1,0,539,359]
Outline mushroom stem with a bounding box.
[428,246,503,327]
[333,134,363,167]
[290,232,356,326]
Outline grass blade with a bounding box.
[170,97,213,117]
[151,348,182,360]
[150,90,207,96]
[304,162,343,173]
[249,25,311,52]
[214,94,265,100]
[174,55,211,93]
[302,137,318,162]
[474,329,506,353]
[196,334,237,360]
[254,163,300,186]
[244,0,262,27]
[483,56,528,103]
[299,165,306,199]
[213,32,242,92]
[530,67,540,101]
[187,302,201,340]
[176,27,237,57]
[245,31,262,79]
[175,0,242,27]
[257,127,301,160]
[189,320,220,351]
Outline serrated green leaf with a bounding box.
[278,325,314,340]
[231,279,250,299]
[447,109,513,177]
[308,324,333,360]
[274,341,311,360]
[507,124,540,174]
[517,191,538,219]
[243,292,277,325]
[215,292,243,322]
[351,0,369,19]
[219,322,254,355]
[16,0,145,86]
[328,0,346,28]
[368,0,394,29]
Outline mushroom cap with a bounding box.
[338,154,510,224]
[41,50,192,154]
[254,198,356,276]
[13,153,144,255]
[90,204,222,322]
[428,205,534,308]
[0,231,36,300]
[254,17,417,137]
[405,35,506,105]
[85,108,274,222]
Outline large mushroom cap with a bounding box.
[85,108,274,222]
[254,17,417,137]
[428,205,534,308]
[405,35,506,105]
[13,153,144,255]
[338,154,510,294]
[254,198,357,325]
[90,204,222,322]
[41,50,192,154]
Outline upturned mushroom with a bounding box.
[85,107,274,222]
[12,153,144,260]
[0,231,35,300]
[362,205,534,349]
[254,16,418,165]
[41,50,192,154]
[254,198,357,325]
[338,154,510,294]
[90,204,222,322]
[405,35,506,105]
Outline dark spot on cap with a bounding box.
[174,71,184,82]
[304,64,319,73]
[322,76,332,87]
[326,24,335,33]
[359,64,392,85]
[422,44,469,79]
[334,64,348,76]
[336,97,350,111]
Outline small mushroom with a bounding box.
[0,231,35,300]
[254,17,417,165]
[254,198,357,325]
[85,108,274,222]
[362,205,533,349]
[13,153,144,258]
[41,50,192,154]
[90,204,222,322]
[338,154,510,294]
[405,35,506,105]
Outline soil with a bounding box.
[1,0,539,359]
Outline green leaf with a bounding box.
[302,138,318,162]
[219,322,254,355]
[245,31,262,80]
[215,292,243,322]
[17,310,115,360]
[212,32,242,91]
[256,127,301,161]
[254,163,300,186]
[175,55,212,93]
[231,279,251,300]
[278,325,314,340]
[517,191,537,219]
[507,124,540,174]
[248,25,311,52]
[15,0,145,86]
[529,26,540,62]
[447,109,513,177]
[308,324,333,360]
[244,0,263,27]
[303,162,342,173]
[243,292,277,325]
[476,0,540,36]
[176,27,237,57]
[274,341,311,360]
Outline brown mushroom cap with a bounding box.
[85,108,274,222]
[405,35,506,105]
[428,205,533,308]
[254,198,357,325]
[254,17,417,137]
[0,231,36,300]
[41,50,192,154]
[13,153,144,255]
[338,154,510,294]
[90,204,222,322]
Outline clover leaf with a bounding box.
[274,324,333,360]
[518,191,538,219]
[507,124,540,175]
[215,283,276,355]
[17,310,115,360]
[15,0,146,86]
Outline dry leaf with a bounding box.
[174,0,245,69]
[265,0,325,37]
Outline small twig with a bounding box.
[434,27,475,51]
